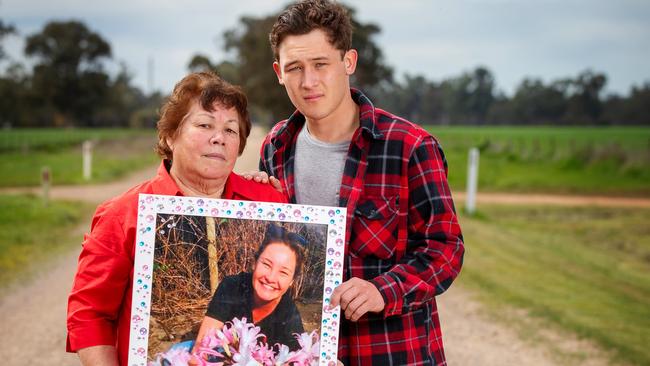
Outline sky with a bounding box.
[2,0,650,97]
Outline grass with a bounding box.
[426,126,650,195]
[0,128,156,152]
[0,194,94,294]
[5,126,649,194]
[458,204,650,365]
[0,134,159,187]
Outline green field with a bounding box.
[0,128,155,152]
[426,126,650,195]
[4,126,649,194]
[0,194,93,292]
[0,129,158,187]
[458,204,650,365]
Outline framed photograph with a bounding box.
[128,194,346,366]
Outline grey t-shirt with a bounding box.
[294,125,350,207]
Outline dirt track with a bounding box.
[0,126,624,365]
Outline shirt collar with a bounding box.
[150,160,184,196]
[153,160,258,200]
[271,88,384,149]
[351,88,384,140]
[222,171,263,201]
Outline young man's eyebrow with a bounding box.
[284,56,330,69]
[284,60,300,69]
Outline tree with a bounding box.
[466,67,495,124]
[0,19,15,60]
[623,84,650,125]
[0,63,28,126]
[347,8,393,98]
[486,92,517,125]
[510,78,568,124]
[604,83,650,125]
[93,63,149,127]
[565,70,607,124]
[189,4,394,124]
[24,20,112,126]
[439,66,495,124]
[377,74,442,124]
[0,19,22,126]
[188,54,217,73]
[223,15,291,123]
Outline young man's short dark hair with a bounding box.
[269,0,352,60]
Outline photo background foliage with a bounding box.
[148,214,327,356]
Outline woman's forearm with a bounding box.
[77,345,119,366]
[193,316,224,353]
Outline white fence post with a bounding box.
[82,140,93,181]
[41,166,50,206]
[465,147,480,214]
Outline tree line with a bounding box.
[1,6,648,128]
[0,20,162,128]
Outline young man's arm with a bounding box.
[370,135,464,317]
[331,135,464,320]
[241,169,283,192]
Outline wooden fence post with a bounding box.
[41,166,50,207]
[82,140,92,181]
[466,147,480,215]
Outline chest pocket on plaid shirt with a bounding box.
[350,195,399,259]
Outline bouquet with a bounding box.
[149,317,320,366]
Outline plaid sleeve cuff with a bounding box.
[370,272,404,317]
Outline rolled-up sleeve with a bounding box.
[66,207,132,352]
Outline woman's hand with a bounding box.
[188,355,200,366]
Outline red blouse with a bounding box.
[66,161,286,365]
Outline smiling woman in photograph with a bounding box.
[193,224,306,354]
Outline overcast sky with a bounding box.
[2,0,649,96]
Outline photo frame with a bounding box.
[128,194,346,365]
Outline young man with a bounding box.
[259,1,464,364]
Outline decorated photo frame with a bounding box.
[128,194,346,366]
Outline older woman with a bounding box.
[193,224,306,358]
[66,72,285,366]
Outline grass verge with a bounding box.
[0,194,94,295]
[458,204,650,365]
[0,135,158,187]
[427,126,650,195]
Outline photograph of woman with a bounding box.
[143,199,330,363]
[193,224,306,355]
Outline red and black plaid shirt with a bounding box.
[260,89,464,366]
